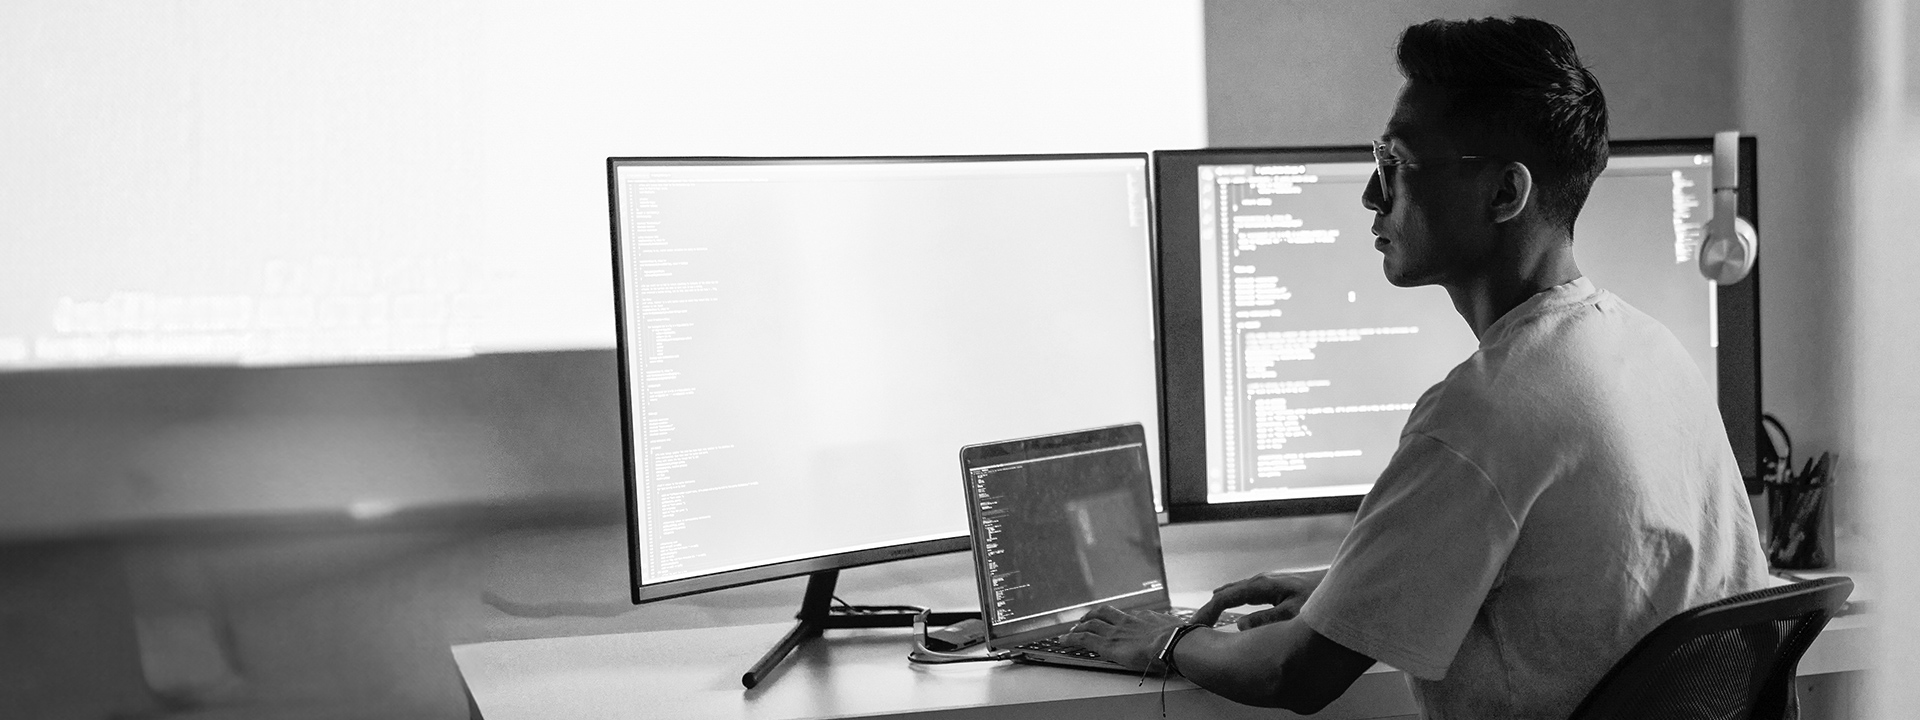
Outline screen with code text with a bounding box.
[610,156,1160,591]
[1170,149,1722,508]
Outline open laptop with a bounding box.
[960,423,1230,671]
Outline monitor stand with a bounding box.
[742,569,979,689]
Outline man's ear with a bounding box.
[1490,161,1533,224]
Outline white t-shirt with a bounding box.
[1297,277,1770,720]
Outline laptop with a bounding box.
[960,423,1230,671]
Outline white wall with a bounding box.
[1738,0,1859,512]
[1849,0,1920,714]
[1203,0,1738,146]
[1734,0,1920,712]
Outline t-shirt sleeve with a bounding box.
[1297,431,1520,681]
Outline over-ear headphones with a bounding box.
[1699,131,1757,284]
[1700,216,1758,284]
[1758,412,1791,493]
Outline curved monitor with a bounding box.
[608,154,1162,602]
[1153,138,1760,522]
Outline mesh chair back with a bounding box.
[1565,576,1852,720]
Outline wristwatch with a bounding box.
[1155,622,1207,675]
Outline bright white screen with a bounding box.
[0,1,1205,369]
[613,157,1159,585]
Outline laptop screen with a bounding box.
[961,424,1170,641]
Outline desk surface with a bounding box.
[455,519,1358,720]
[452,603,1870,720]
[455,524,1873,720]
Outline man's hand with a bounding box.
[1061,605,1189,672]
[1191,569,1326,630]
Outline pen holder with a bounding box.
[1766,480,1834,570]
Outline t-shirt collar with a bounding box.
[1480,276,1596,346]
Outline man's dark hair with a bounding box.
[1396,17,1608,233]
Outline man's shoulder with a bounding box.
[1463,287,1679,387]
[1404,287,1699,452]
[1487,286,1639,354]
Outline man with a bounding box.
[1065,16,1769,719]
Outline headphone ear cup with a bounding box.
[1699,216,1758,284]
[1759,412,1791,480]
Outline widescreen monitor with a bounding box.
[1154,138,1760,522]
[608,154,1162,604]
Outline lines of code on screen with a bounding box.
[1195,153,1721,506]
[968,444,1163,627]
[1198,162,1473,503]
[615,159,1160,587]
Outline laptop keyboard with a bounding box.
[1017,635,1106,659]
[1015,610,1244,660]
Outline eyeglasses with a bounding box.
[1371,140,1497,204]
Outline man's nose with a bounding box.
[1361,170,1387,214]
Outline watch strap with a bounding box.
[1155,623,1206,676]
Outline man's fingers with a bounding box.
[1198,572,1319,627]
[1059,631,1106,652]
[1081,605,1130,624]
[1235,599,1305,629]
[1206,581,1260,608]
[1196,576,1277,621]
[1192,593,1247,626]
[1211,573,1270,594]
[1070,617,1114,634]
[1235,606,1289,630]
[1188,603,1222,627]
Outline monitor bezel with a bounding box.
[1152,137,1761,523]
[607,152,1158,603]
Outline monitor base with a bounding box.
[741,569,977,689]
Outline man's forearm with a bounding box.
[1170,617,1369,714]
[1170,623,1295,708]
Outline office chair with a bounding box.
[1566,576,1853,720]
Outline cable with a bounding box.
[905,609,1020,665]
[829,596,928,616]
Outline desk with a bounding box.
[451,608,1871,720]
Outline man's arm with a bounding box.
[1066,602,1374,714]
[1170,617,1375,713]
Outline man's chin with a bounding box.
[1381,261,1418,288]
[1381,265,1438,289]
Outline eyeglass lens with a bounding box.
[1372,143,1394,203]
